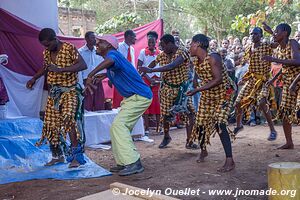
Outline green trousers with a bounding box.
[110,94,152,165]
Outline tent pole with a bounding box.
[158,0,163,19]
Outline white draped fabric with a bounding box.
[84,110,145,146]
[0,65,44,118]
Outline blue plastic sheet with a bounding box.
[0,118,111,184]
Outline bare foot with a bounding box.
[68,159,80,168]
[197,150,208,163]
[277,143,294,149]
[44,157,65,166]
[217,158,235,173]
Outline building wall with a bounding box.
[58,7,97,37]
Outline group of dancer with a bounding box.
[26,21,300,176]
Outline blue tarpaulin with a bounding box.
[0,118,111,184]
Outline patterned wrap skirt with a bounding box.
[190,85,235,150]
[159,80,194,124]
[235,73,275,119]
[37,84,85,151]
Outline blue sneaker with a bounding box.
[268,131,277,141]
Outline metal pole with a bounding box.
[67,6,71,35]
[133,0,137,13]
[158,0,163,19]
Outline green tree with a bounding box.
[180,0,264,40]
[95,12,141,34]
[59,0,300,42]
[231,0,300,35]
[58,0,199,41]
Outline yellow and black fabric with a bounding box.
[235,42,275,119]
[37,43,84,147]
[44,43,78,87]
[189,54,235,150]
[275,40,300,123]
[156,47,194,123]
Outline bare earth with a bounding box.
[1,124,300,200]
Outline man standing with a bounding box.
[187,34,235,172]
[139,34,197,149]
[85,35,152,176]
[262,23,300,149]
[234,27,277,140]
[118,30,136,67]
[79,31,105,111]
[112,30,137,108]
[26,28,87,168]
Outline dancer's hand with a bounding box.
[139,67,152,73]
[262,22,272,33]
[186,89,198,96]
[26,78,36,89]
[47,64,62,72]
[262,56,276,63]
[150,79,159,86]
[238,79,245,86]
[94,73,107,84]
[84,77,96,95]
[85,76,93,86]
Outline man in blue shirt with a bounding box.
[85,35,152,176]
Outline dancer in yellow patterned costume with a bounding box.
[187,34,235,172]
[26,28,87,167]
[139,34,197,149]
[234,27,277,140]
[262,23,300,149]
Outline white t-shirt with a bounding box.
[138,49,160,78]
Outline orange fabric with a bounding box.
[145,47,160,56]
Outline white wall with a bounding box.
[0,0,58,32]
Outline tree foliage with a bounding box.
[58,0,300,41]
[58,0,198,40]
[180,0,265,40]
[231,0,300,36]
[95,12,140,34]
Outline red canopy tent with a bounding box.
[0,8,163,98]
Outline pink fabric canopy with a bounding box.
[0,8,163,98]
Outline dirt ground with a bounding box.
[1,124,300,200]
